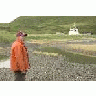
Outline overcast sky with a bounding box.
[0,0,95,23]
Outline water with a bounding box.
[0,59,10,68]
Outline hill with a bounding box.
[1,16,96,34]
[0,23,10,31]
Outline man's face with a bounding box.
[20,36,25,41]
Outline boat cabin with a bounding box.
[69,23,79,35]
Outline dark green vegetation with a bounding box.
[0,55,9,61]
[0,16,96,34]
[37,47,96,64]
[27,34,96,41]
[0,30,16,43]
[0,23,10,31]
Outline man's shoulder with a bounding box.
[12,41,23,48]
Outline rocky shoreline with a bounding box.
[0,41,96,81]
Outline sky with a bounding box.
[0,16,19,23]
[0,0,96,23]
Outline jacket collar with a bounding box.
[16,36,24,44]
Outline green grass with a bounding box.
[0,23,10,31]
[0,31,96,44]
[0,16,96,34]
[0,55,9,61]
[36,46,96,64]
[0,16,96,35]
[27,34,96,42]
[9,16,96,34]
[0,29,96,44]
[0,30,16,43]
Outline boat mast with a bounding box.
[74,23,76,28]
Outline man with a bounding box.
[10,31,30,81]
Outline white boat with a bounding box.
[69,23,79,35]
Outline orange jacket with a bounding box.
[10,36,30,72]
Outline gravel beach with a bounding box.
[0,41,96,81]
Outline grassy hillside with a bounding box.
[9,16,96,34]
[0,30,16,43]
[0,16,96,43]
[0,23,10,31]
[0,16,96,34]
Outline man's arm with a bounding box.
[22,45,30,69]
